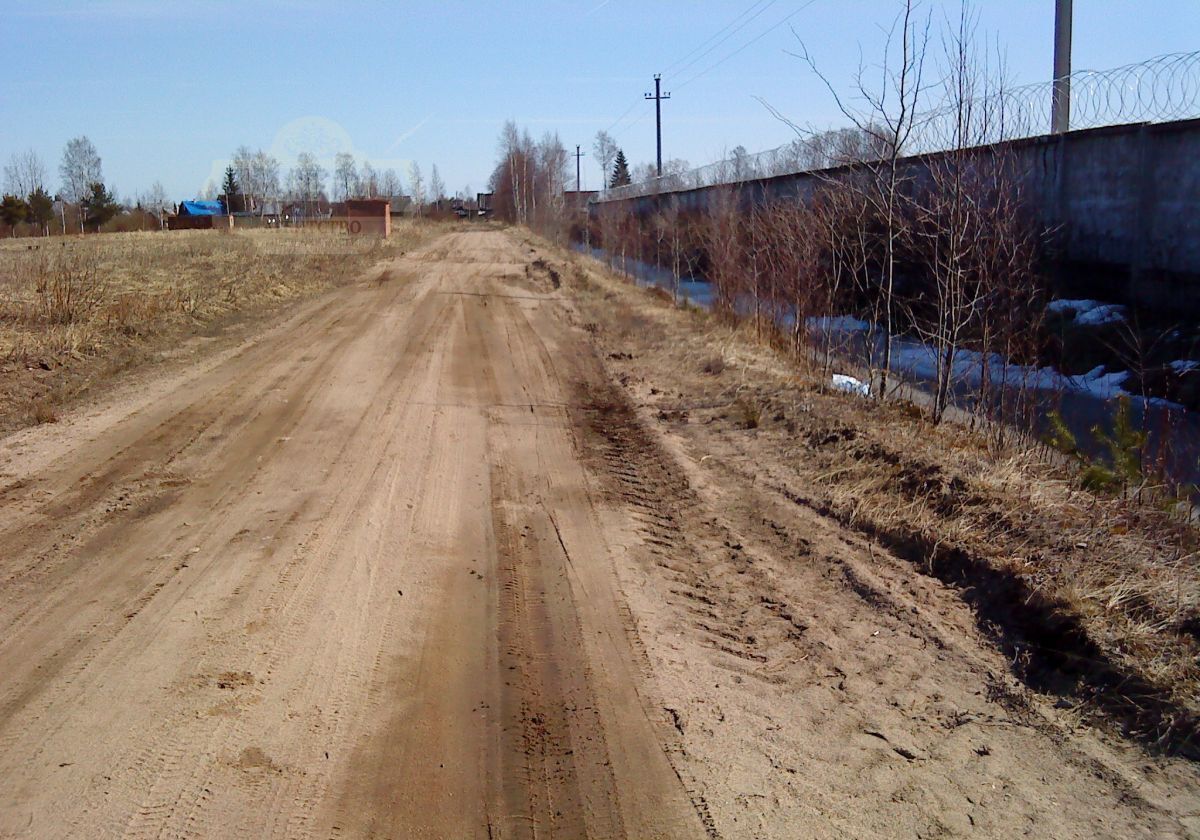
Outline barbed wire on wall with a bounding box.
[598,50,1200,202]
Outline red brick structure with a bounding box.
[343,199,391,237]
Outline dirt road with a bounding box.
[0,231,702,838]
[0,229,1197,838]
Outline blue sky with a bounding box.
[2,0,1196,202]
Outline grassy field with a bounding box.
[0,224,430,430]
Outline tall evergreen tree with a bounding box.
[0,195,29,233]
[610,150,631,187]
[81,181,119,231]
[221,165,239,212]
[26,187,54,234]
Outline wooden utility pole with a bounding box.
[644,74,671,177]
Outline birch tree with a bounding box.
[379,168,402,199]
[60,136,103,231]
[360,160,378,197]
[434,164,448,205]
[408,162,425,214]
[781,0,931,399]
[333,152,359,201]
[593,130,618,188]
[4,150,46,198]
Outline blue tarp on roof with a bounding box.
[180,200,224,216]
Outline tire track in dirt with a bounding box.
[0,230,711,838]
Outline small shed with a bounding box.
[179,200,225,216]
[342,199,391,237]
[169,200,231,231]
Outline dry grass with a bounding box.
[0,223,431,429]
[557,243,1200,757]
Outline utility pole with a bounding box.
[644,74,671,177]
[1051,0,1072,133]
[574,145,584,192]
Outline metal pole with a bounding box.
[1052,0,1072,133]
[576,145,582,192]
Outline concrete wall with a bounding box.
[595,118,1200,313]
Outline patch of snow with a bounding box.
[831,374,870,397]
[1170,359,1200,374]
[1075,304,1127,326]
[1045,298,1127,326]
[808,315,871,333]
[1072,365,1129,399]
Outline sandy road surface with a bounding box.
[0,231,703,838]
[2,228,1199,839]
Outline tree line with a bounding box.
[589,1,1049,435]
[1,137,459,237]
[2,137,125,235]
[212,148,453,218]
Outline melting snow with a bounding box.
[1046,298,1128,326]
[831,374,871,396]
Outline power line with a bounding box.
[669,0,780,80]
[603,100,641,135]
[602,0,774,141]
[676,0,822,90]
[601,0,820,170]
[662,0,774,75]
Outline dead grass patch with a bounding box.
[0,223,432,432]
[558,241,1200,758]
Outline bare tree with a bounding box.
[911,3,1042,426]
[911,6,990,421]
[251,151,281,215]
[729,146,756,182]
[660,158,691,190]
[4,149,47,198]
[429,164,445,210]
[777,0,931,399]
[593,130,619,189]
[60,136,103,232]
[288,152,326,218]
[492,121,535,224]
[232,146,256,209]
[333,152,359,201]
[408,162,425,214]
[379,168,402,199]
[145,181,169,228]
[534,133,569,239]
[651,198,682,302]
[700,185,744,315]
[360,160,378,198]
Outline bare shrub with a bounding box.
[30,400,58,424]
[734,395,762,429]
[34,249,106,325]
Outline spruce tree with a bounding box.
[610,150,631,187]
[81,182,119,230]
[27,187,54,233]
[221,165,240,212]
[0,195,29,232]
